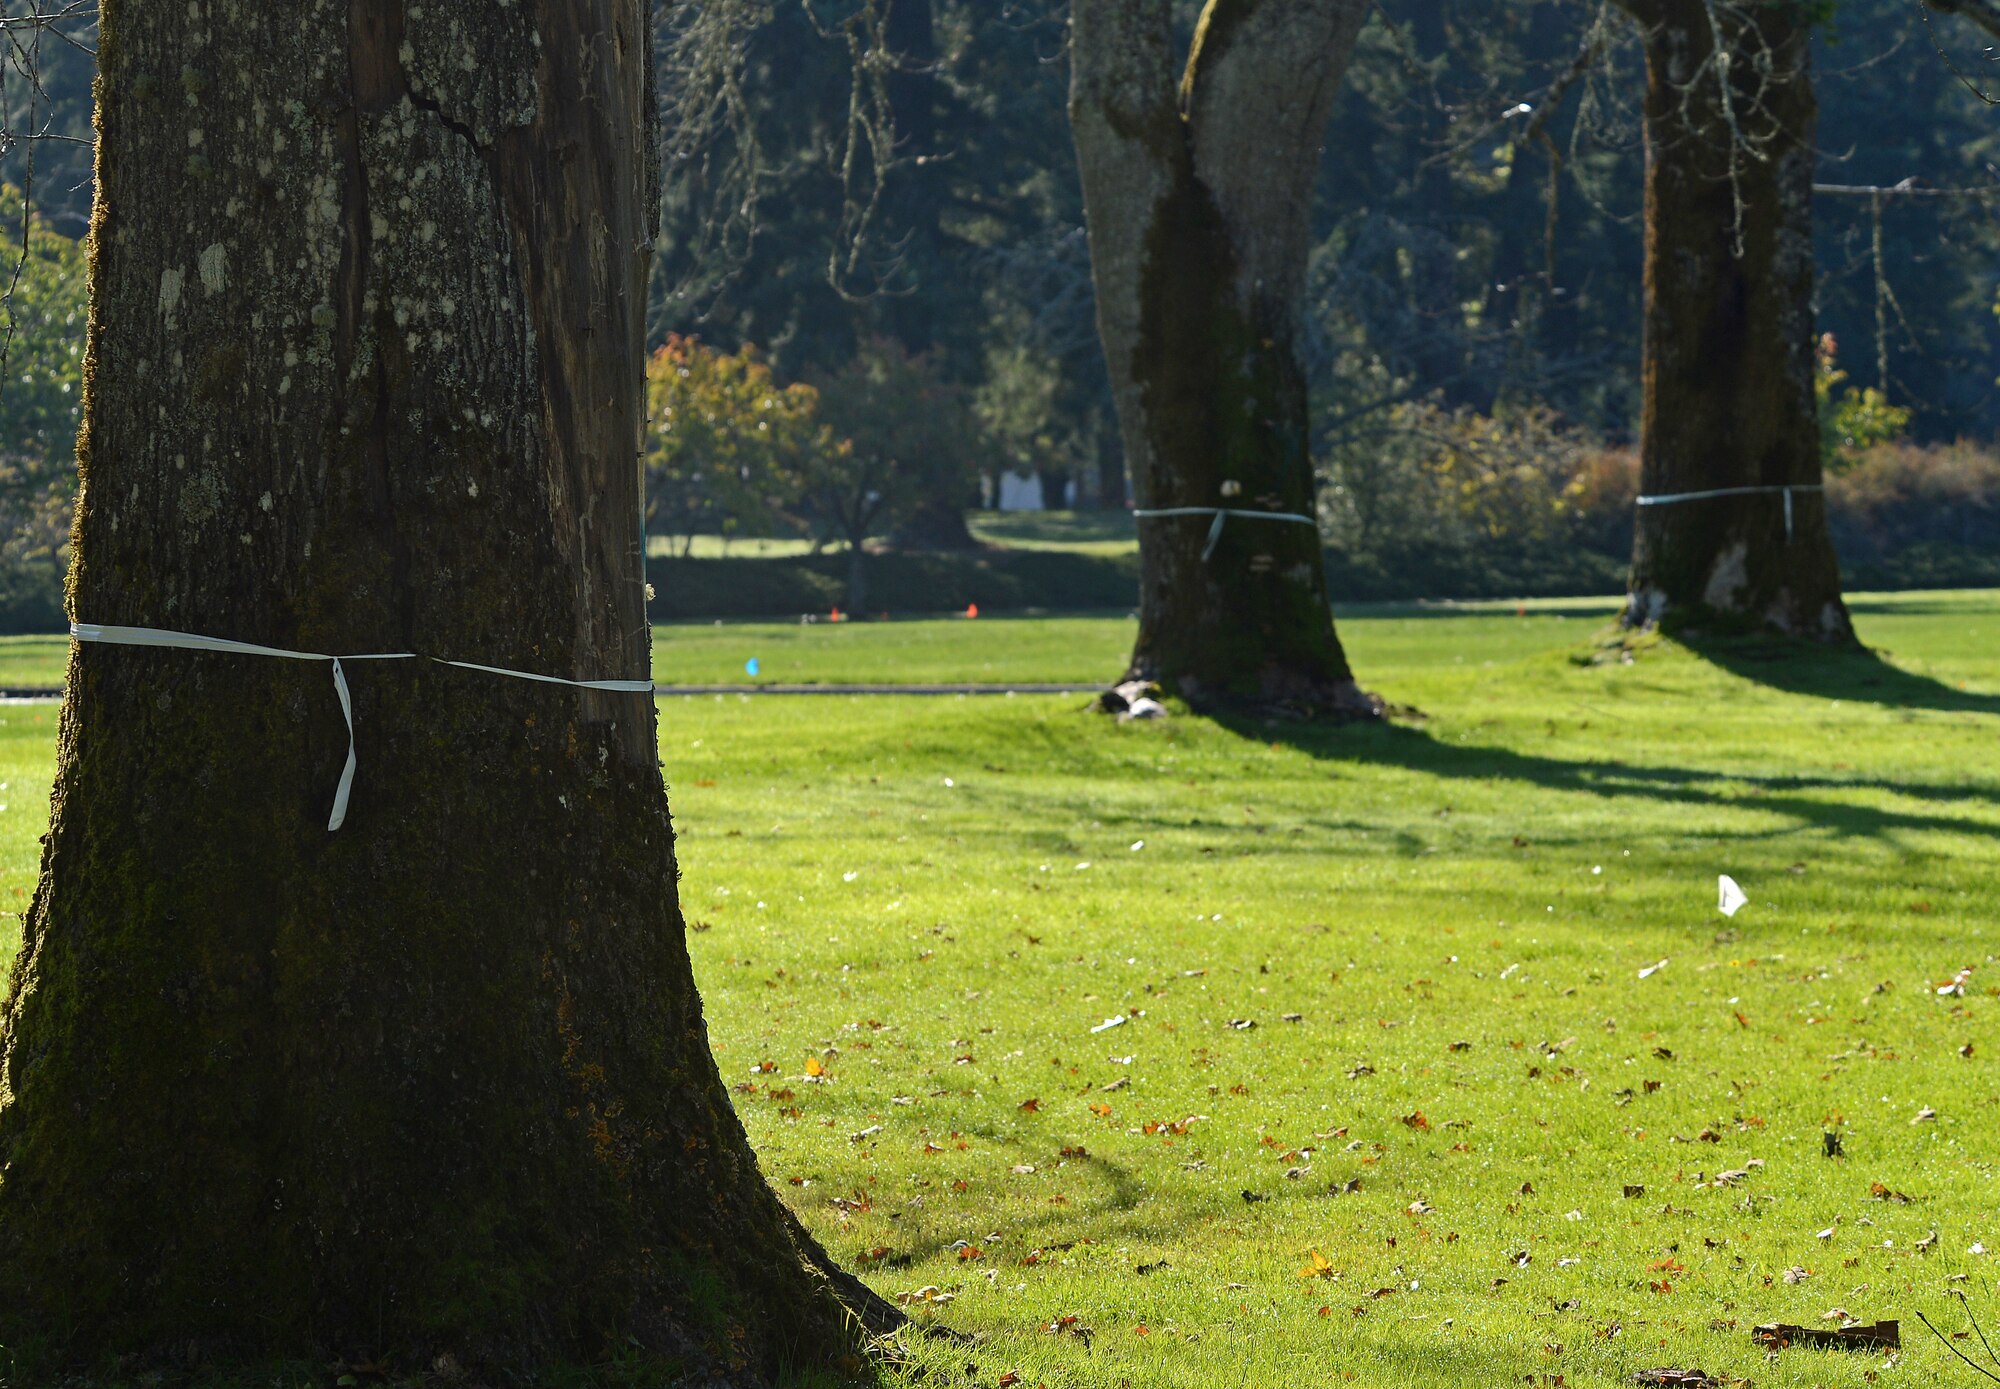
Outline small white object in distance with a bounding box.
[1718,874,1749,917]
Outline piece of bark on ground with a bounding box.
[1752,1320,1898,1350]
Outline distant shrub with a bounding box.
[1816,333,1911,469]
[1826,440,2000,587]
[1320,402,1637,596]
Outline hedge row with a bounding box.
[644,537,1993,621]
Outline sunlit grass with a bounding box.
[0,593,1995,1385]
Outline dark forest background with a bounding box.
[1,0,1996,622]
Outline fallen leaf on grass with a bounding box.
[1402,1110,1431,1131]
[1299,1249,1336,1280]
[1629,1372,1719,1388]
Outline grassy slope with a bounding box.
[0,593,1990,1385]
[667,591,1997,1388]
[0,597,1616,690]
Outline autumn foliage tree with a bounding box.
[643,335,823,552]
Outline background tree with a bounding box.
[644,335,823,553]
[0,0,892,1375]
[0,186,84,630]
[1611,0,1850,637]
[804,336,984,610]
[1070,0,1378,714]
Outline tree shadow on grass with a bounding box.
[1674,629,2000,718]
[1217,714,2000,846]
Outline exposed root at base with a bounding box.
[1096,673,1395,724]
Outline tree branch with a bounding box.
[1926,0,2000,40]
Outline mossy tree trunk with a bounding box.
[0,0,892,1378]
[1070,0,1377,715]
[1615,0,1851,639]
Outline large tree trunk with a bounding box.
[1070,0,1377,716]
[1618,0,1850,638]
[0,1,890,1377]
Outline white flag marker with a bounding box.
[1718,875,1749,917]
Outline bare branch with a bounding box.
[1925,0,2000,40]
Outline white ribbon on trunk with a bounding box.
[70,622,654,831]
[1633,484,1823,544]
[1131,507,1318,562]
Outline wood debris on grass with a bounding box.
[1751,1319,1898,1350]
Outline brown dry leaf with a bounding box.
[1019,1097,1041,1112]
[1402,1110,1431,1131]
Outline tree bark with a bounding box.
[0,0,891,1377]
[1070,0,1378,715]
[846,541,869,612]
[1618,0,1851,638]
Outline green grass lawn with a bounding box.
[967,510,1141,556]
[0,593,1993,1386]
[0,596,1619,690]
